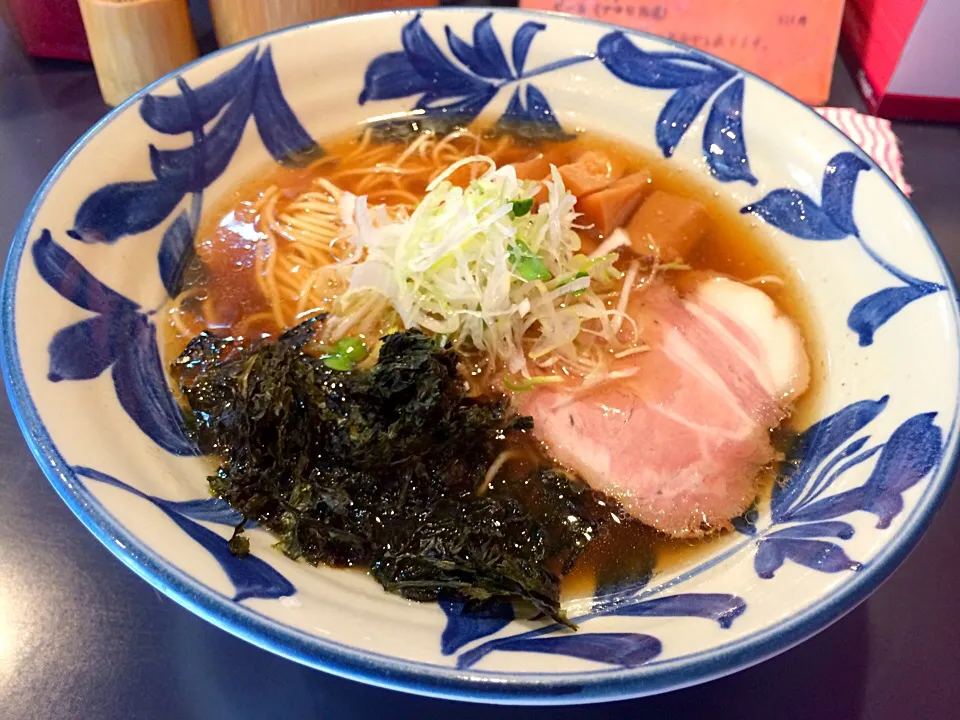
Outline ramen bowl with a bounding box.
[2,7,958,704]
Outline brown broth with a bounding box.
[164,120,823,602]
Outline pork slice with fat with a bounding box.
[523,276,809,537]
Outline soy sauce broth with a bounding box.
[163,119,823,602]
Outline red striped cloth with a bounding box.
[815,107,911,195]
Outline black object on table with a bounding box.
[2,18,959,720]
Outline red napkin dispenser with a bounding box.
[0,0,92,62]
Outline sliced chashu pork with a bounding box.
[523,276,809,538]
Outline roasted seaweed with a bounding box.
[173,322,611,622]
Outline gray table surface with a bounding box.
[2,17,960,720]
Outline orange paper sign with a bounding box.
[520,0,845,104]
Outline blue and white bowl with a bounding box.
[2,8,958,704]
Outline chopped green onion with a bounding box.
[322,355,354,372]
[515,257,552,281]
[338,337,369,361]
[322,337,369,371]
[509,240,552,281]
[503,376,528,392]
[511,197,534,217]
[503,374,567,392]
[565,270,590,296]
[346,156,624,376]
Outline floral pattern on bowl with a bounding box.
[2,8,957,704]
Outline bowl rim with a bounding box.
[3,6,959,705]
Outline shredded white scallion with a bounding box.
[613,259,641,334]
[342,156,629,377]
[590,227,631,259]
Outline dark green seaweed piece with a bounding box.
[367,115,472,145]
[172,323,611,623]
[366,116,576,148]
